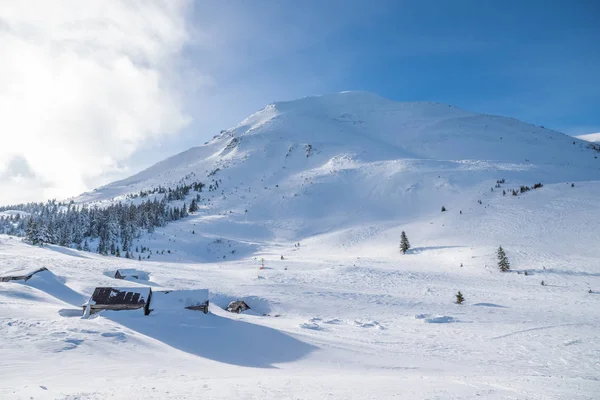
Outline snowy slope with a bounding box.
[576,132,600,143]
[81,92,598,201]
[2,176,600,399]
[76,91,600,260]
[2,92,600,399]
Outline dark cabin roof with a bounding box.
[88,287,151,307]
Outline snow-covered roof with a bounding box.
[0,266,48,281]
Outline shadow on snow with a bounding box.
[20,270,87,307]
[406,246,464,254]
[44,244,92,259]
[105,310,317,368]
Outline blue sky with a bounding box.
[168,0,600,152]
[1,1,598,203]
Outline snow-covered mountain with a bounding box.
[83,91,598,200]
[75,91,599,258]
[2,92,600,399]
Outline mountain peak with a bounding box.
[79,91,599,203]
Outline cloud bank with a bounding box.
[0,0,190,204]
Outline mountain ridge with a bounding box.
[78,91,598,205]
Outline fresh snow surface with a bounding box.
[2,92,600,399]
[576,133,600,143]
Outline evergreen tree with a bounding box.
[189,199,198,213]
[26,218,39,244]
[455,291,465,304]
[83,239,90,252]
[497,246,510,272]
[400,231,411,254]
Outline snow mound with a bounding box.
[353,320,385,329]
[150,289,209,312]
[105,269,151,281]
[415,314,458,324]
[21,269,86,307]
[299,322,321,330]
[210,293,272,315]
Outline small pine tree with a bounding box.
[189,198,198,213]
[441,206,447,212]
[541,280,545,286]
[571,183,575,187]
[138,255,142,261]
[497,246,510,272]
[455,291,465,304]
[400,231,410,254]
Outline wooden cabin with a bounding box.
[83,287,152,316]
[114,269,149,280]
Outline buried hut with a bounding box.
[83,287,152,316]
[150,289,210,314]
[226,300,251,314]
[0,267,48,282]
[114,269,149,280]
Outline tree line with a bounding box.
[0,185,204,256]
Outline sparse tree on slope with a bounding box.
[497,246,510,272]
[455,291,465,304]
[400,231,411,254]
[189,198,198,213]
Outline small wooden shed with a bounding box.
[0,267,48,282]
[226,300,251,314]
[83,287,152,316]
[114,269,149,280]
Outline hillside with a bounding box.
[1,92,599,399]
[75,91,599,261]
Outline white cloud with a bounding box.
[0,0,191,204]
